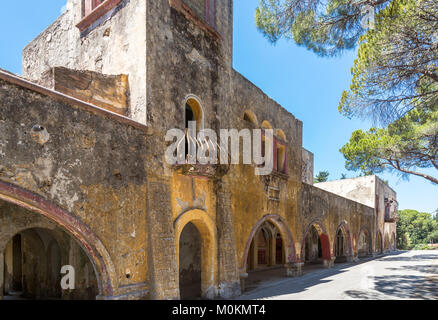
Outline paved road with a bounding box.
[238,251,438,300]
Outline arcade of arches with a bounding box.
[241,217,395,292]
[0,200,98,300]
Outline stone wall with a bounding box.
[376,178,397,251]
[302,148,314,185]
[314,176,397,252]
[3,0,399,301]
[315,176,376,208]
[22,0,147,123]
[0,72,163,299]
[300,183,375,259]
[183,0,206,21]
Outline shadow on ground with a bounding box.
[239,255,386,300]
[238,251,438,300]
[344,274,438,300]
[378,253,438,262]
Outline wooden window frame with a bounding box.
[274,139,288,175]
[76,0,123,32]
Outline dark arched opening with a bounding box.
[3,227,98,300]
[304,226,323,264]
[358,229,372,258]
[246,222,285,271]
[244,221,287,292]
[179,222,202,300]
[335,229,347,263]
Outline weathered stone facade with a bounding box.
[0,0,397,300]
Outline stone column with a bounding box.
[285,262,303,277]
[216,181,241,299]
[323,256,336,268]
[252,233,258,270]
[270,234,277,266]
[0,251,4,300]
[146,177,179,300]
[239,272,248,293]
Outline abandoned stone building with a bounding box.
[0,0,397,300]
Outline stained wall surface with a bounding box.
[0,0,399,300]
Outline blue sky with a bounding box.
[0,1,436,214]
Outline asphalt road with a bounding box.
[238,250,438,300]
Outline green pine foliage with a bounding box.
[397,209,438,250]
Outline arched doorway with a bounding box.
[301,222,331,267]
[335,229,346,262]
[358,229,372,258]
[178,222,202,300]
[174,209,217,300]
[242,215,296,292]
[246,221,284,270]
[2,226,98,300]
[334,223,353,263]
[304,226,323,264]
[376,231,383,254]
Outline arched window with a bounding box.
[276,130,286,142]
[243,110,258,127]
[184,96,204,162]
[275,130,287,174]
[261,121,272,130]
[185,97,203,131]
[260,121,273,167]
[276,144,286,173]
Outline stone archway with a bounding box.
[246,221,283,270]
[376,231,383,254]
[333,222,353,263]
[301,221,331,266]
[242,214,296,273]
[0,180,116,299]
[241,215,296,292]
[174,209,217,300]
[358,228,372,258]
[2,227,98,300]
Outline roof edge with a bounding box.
[0,69,148,132]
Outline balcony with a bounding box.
[172,130,230,179]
